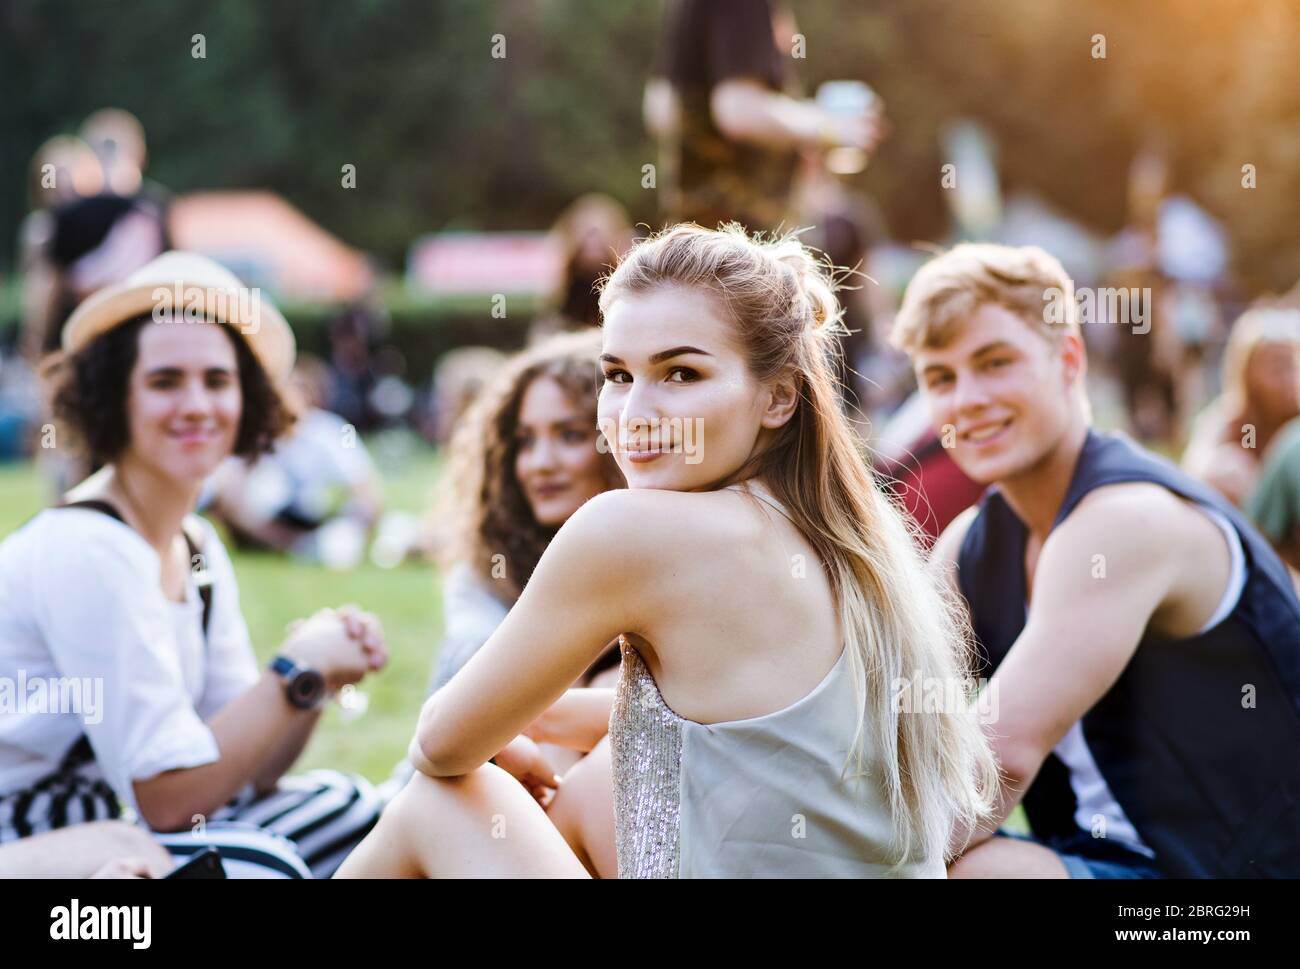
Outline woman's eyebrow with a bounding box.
[599,346,712,366]
[649,345,712,364]
[144,364,236,378]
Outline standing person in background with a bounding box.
[22,110,170,363]
[795,157,891,416]
[647,0,883,234]
[529,195,635,342]
[9,137,104,462]
[17,136,104,362]
[1106,144,1179,444]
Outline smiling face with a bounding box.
[598,285,786,491]
[513,375,611,527]
[912,302,1084,485]
[123,320,242,484]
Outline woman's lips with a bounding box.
[627,449,667,464]
[531,481,572,498]
[170,427,218,445]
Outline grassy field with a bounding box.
[0,434,446,784]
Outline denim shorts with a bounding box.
[994,828,1166,879]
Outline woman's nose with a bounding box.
[621,380,664,429]
[178,378,215,417]
[521,436,559,473]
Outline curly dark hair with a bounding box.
[44,313,296,465]
[441,329,622,603]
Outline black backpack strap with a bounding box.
[59,734,97,772]
[58,498,126,523]
[57,499,214,639]
[181,518,214,637]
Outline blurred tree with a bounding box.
[1,0,1297,292]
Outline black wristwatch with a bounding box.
[270,654,327,710]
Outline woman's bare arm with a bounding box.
[411,491,668,777]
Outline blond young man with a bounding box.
[893,243,1300,878]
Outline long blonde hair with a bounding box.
[599,224,999,866]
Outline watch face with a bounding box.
[289,669,326,709]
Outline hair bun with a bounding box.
[779,248,842,333]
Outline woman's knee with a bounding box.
[388,764,516,829]
[948,836,1069,878]
[377,763,586,878]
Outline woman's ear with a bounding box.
[760,374,800,429]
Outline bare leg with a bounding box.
[539,742,581,775]
[335,763,589,879]
[546,735,617,878]
[0,821,172,879]
[947,837,1070,878]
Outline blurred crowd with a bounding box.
[3,1,1299,583]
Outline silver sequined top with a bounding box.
[609,639,683,878]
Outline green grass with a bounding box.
[0,436,446,784]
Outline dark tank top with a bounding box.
[958,429,1300,877]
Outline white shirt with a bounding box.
[0,508,258,814]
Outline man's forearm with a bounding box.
[949,772,1025,859]
[948,730,1041,859]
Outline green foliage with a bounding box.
[3,0,1299,291]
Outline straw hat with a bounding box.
[60,250,296,384]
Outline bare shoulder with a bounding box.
[1064,481,1209,549]
[1035,481,1233,638]
[541,489,754,646]
[550,489,744,584]
[563,488,749,547]
[1046,481,1221,600]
